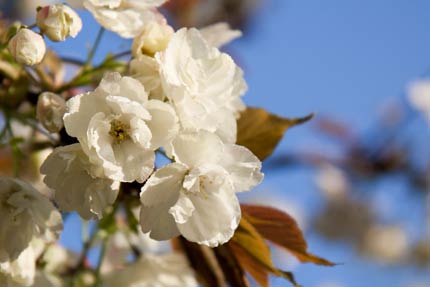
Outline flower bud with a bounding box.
[8,29,46,66]
[36,92,66,133]
[132,21,174,57]
[36,3,82,42]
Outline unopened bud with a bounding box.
[37,92,66,133]
[36,3,82,42]
[132,21,174,57]
[8,29,46,66]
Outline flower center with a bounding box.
[109,119,130,144]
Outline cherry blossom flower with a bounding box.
[40,144,120,220]
[156,28,247,143]
[83,0,167,38]
[140,131,263,247]
[63,72,178,182]
[0,177,62,262]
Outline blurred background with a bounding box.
[1,0,429,286]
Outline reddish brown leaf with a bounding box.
[231,217,300,287]
[229,241,270,287]
[242,204,335,266]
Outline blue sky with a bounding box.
[54,1,430,286]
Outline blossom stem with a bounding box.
[86,27,105,67]
[60,56,86,66]
[26,23,37,30]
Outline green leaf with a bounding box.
[237,107,314,160]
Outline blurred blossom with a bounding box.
[407,80,430,122]
[0,243,36,286]
[41,244,79,274]
[317,281,345,287]
[314,196,374,242]
[33,271,63,287]
[101,231,131,274]
[128,229,171,255]
[199,22,242,48]
[103,253,198,287]
[315,164,349,199]
[19,0,56,20]
[36,92,66,133]
[166,0,261,29]
[410,240,430,268]
[362,225,408,264]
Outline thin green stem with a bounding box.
[60,57,86,66]
[26,23,37,29]
[86,28,105,67]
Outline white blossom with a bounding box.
[8,29,46,66]
[103,253,198,287]
[200,22,242,48]
[132,21,174,57]
[36,92,66,133]
[63,72,178,183]
[407,80,430,122]
[0,244,36,287]
[0,177,62,263]
[36,3,82,42]
[40,144,120,220]
[83,0,167,38]
[157,28,247,143]
[140,131,263,247]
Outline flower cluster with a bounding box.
[2,1,265,286]
[40,18,263,246]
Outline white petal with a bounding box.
[176,178,240,247]
[112,141,155,183]
[221,144,264,192]
[199,22,242,48]
[169,194,194,224]
[172,131,224,168]
[129,117,152,149]
[63,92,107,138]
[106,95,151,120]
[146,100,179,149]
[129,55,164,100]
[84,2,165,38]
[139,163,187,240]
